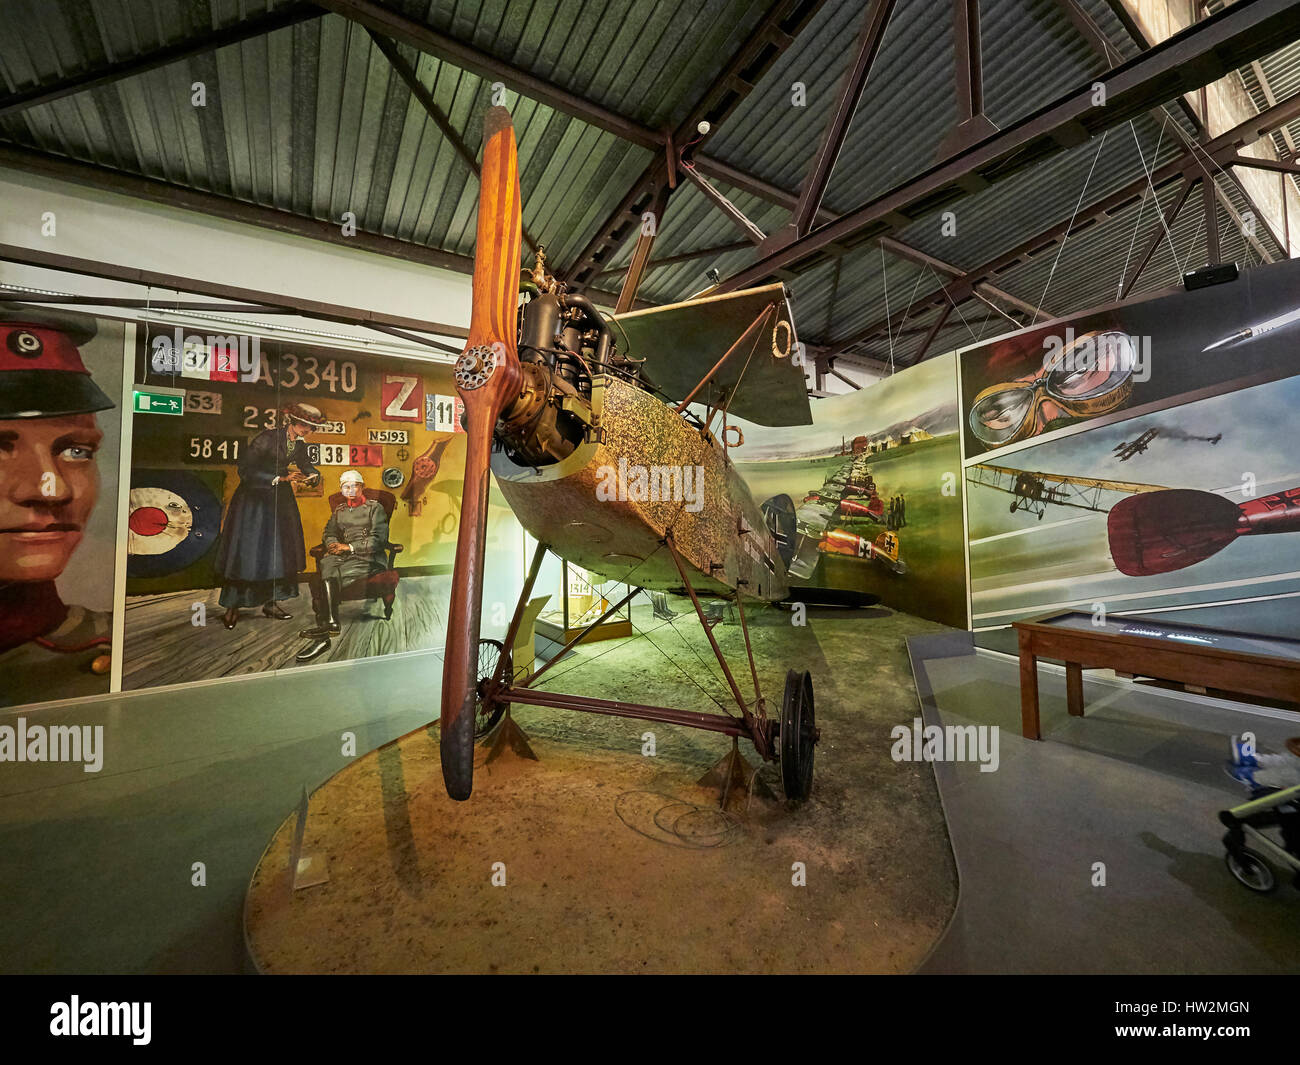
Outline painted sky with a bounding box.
[732,353,960,461]
[969,371,1300,499]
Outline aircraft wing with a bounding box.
[611,283,812,427]
[973,463,1167,495]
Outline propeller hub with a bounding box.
[455,344,500,390]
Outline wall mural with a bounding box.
[6,257,1299,708]
[735,353,967,629]
[0,307,124,709]
[962,255,1300,654]
[120,327,485,689]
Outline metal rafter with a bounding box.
[563,0,829,289]
[313,0,662,149]
[716,0,1300,294]
[1064,0,1281,268]
[365,28,540,253]
[0,243,470,340]
[1118,174,1195,299]
[783,0,897,242]
[820,92,1300,364]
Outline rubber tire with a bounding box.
[1225,847,1276,893]
[780,669,816,802]
[474,638,510,739]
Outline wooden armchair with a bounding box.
[308,488,404,619]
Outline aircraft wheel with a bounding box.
[1225,847,1275,893]
[780,669,817,801]
[474,638,511,739]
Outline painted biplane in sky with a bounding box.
[969,462,1300,576]
[1112,428,1158,461]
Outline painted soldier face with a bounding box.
[0,413,102,583]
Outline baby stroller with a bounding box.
[1219,783,1300,894]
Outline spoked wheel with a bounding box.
[1225,847,1276,893]
[474,639,511,739]
[780,669,817,801]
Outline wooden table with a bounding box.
[1012,611,1300,739]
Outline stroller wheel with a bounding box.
[1225,848,1276,893]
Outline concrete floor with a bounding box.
[0,600,958,974]
[911,633,1300,974]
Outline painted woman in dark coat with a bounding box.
[215,402,325,628]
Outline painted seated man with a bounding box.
[295,469,390,663]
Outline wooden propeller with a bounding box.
[440,105,523,800]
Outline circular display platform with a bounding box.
[244,717,945,974]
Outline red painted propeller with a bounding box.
[440,106,523,800]
[1108,486,1300,576]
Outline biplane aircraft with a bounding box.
[1113,428,1158,461]
[969,462,1300,575]
[438,106,819,804]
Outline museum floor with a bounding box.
[0,601,958,974]
[8,599,1298,973]
[912,633,1300,974]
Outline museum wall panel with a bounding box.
[0,307,125,709]
[2,306,526,710]
[960,255,1300,654]
[734,353,969,629]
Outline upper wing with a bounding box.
[611,283,811,427]
[973,462,1167,495]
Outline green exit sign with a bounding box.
[133,389,184,415]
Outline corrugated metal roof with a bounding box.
[0,0,1295,375]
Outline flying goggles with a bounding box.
[968,329,1138,446]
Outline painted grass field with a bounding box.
[738,434,967,627]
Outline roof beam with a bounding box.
[784,0,897,240]
[365,29,539,253]
[717,0,1300,293]
[1053,0,1122,63]
[589,241,752,281]
[0,243,470,340]
[1118,174,1194,299]
[1248,58,1299,160]
[820,92,1300,363]
[1067,0,1279,266]
[937,0,998,156]
[313,0,662,149]
[562,0,829,288]
[877,235,1053,320]
[0,4,323,120]
[1229,153,1300,176]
